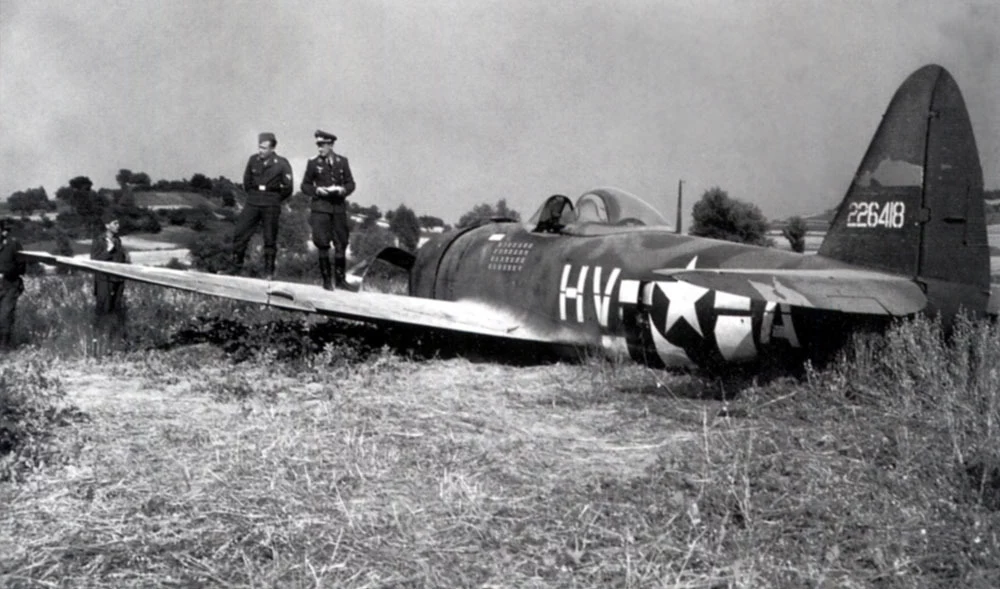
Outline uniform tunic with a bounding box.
[301,153,355,255]
[234,153,294,254]
[0,236,25,347]
[90,233,129,347]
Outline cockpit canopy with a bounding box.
[528,187,671,234]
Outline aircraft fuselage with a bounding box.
[411,222,883,369]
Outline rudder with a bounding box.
[819,65,989,303]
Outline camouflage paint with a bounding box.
[410,65,990,368]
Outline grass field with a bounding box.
[2,277,1000,587]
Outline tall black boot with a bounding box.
[318,254,333,290]
[264,251,276,281]
[334,256,349,290]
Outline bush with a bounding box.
[116,206,162,234]
[7,218,59,244]
[389,204,421,252]
[166,315,397,365]
[782,215,808,252]
[167,209,188,226]
[350,226,397,262]
[164,207,214,229]
[189,230,236,274]
[690,187,772,246]
[163,257,189,270]
[0,358,85,482]
[188,207,314,278]
[55,210,99,239]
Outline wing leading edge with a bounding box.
[656,267,927,316]
[20,252,571,344]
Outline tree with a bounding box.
[190,173,213,191]
[7,187,52,214]
[418,215,446,230]
[52,230,76,274]
[117,185,136,208]
[131,172,151,188]
[68,176,93,192]
[456,198,521,228]
[689,187,772,246]
[212,176,240,207]
[782,216,808,253]
[494,198,520,221]
[115,169,133,187]
[389,204,421,252]
[57,176,108,232]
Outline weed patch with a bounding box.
[0,355,86,481]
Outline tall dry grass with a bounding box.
[1,283,999,586]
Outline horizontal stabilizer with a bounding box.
[656,267,927,315]
[20,251,567,343]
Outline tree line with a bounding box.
[3,170,528,277]
[9,167,879,256]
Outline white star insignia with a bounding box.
[657,281,709,337]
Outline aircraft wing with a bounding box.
[656,267,927,316]
[19,252,559,343]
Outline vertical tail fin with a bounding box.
[819,65,988,298]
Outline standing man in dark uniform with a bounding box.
[232,132,294,279]
[90,212,130,353]
[0,219,26,349]
[301,130,355,290]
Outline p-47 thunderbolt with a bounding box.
[22,65,996,371]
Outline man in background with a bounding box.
[301,129,355,290]
[91,212,129,353]
[232,132,294,279]
[0,219,26,349]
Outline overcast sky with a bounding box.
[1,0,997,224]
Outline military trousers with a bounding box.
[234,204,281,256]
[0,278,23,348]
[310,211,349,258]
[93,279,127,349]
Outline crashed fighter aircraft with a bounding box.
[21,65,996,371]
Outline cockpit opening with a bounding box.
[533,194,576,234]
[528,187,671,234]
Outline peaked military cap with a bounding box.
[314,130,337,143]
[258,132,277,144]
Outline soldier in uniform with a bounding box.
[301,130,356,290]
[232,132,294,279]
[90,212,130,353]
[0,219,26,349]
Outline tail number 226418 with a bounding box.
[845,201,906,229]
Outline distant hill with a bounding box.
[132,191,219,210]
